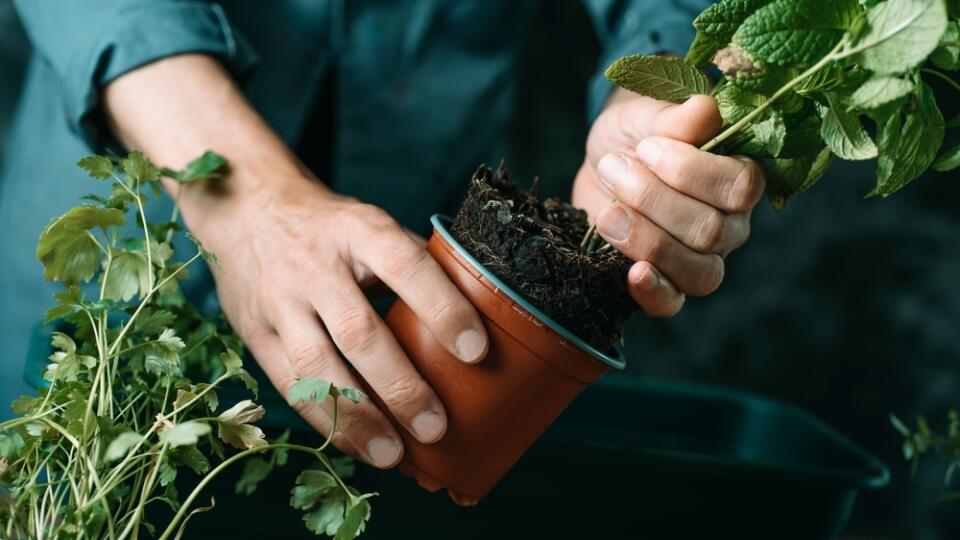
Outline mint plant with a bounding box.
[0,151,373,539]
[603,0,958,210]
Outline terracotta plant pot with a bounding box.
[382,215,625,506]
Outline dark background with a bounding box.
[2,2,959,539]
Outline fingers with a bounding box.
[651,94,723,146]
[596,153,751,256]
[345,204,489,364]
[313,279,449,446]
[595,202,725,297]
[633,137,766,214]
[627,261,685,318]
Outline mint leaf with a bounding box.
[872,81,945,196]
[848,76,914,111]
[933,143,960,171]
[77,155,114,180]
[687,0,774,66]
[845,0,948,75]
[288,379,332,405]
[818,96,878,160]
[734,0,861,67]
[750,112,787,156]
[931,21,960,69]
[767,148,833,210]
[604,55,711,103]
[37,206,126,284]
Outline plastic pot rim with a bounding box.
[431,214,625,371]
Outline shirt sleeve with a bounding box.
[12,0,258,147]
[582,0,712,120]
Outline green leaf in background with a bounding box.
[103,249,151,302]
[687,0,774,66]
[817,96,878,160]
[845,0,948,74]
[734,0,861,67]
[122,150,161,184]
[159,421,211,448]
[780,112,824,158]
[848,76,914,111]
[77,155,115,180]
[872,82,946,196]
[288,378,333,405]
[933,143,960,171]
[105,432,142,461]
[604,55,711,103]
[750,112,787,156]
[178,151,228,184]
[931,21,960,69]
[767,147,832,209]
[36,206,126,284]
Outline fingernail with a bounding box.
[597,153,630,191]
[635,139,663,169]
[412,411,445,443]
[598,206,631,242]
[632,265,659,292]
[455,329,485,363]
[367,437,402,468]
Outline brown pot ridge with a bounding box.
[382,216,624,506]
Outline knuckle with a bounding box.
[727,161,764,212]
[691,256,725,297]
[288,342,331,374]
[637,232,670,262]
[344,203,390,231]
[692,210,726,253]
[624,169,659,211]
[382,242,429,282]
[377,374,425,410]
[334,308,380,357]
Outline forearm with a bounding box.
[102,54,325,234]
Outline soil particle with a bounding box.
[451,163,637,352]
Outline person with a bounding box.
[0,1,764,470]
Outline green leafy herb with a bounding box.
[1,151,374,539]
[604,0,958,208]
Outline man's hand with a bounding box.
[103,54,489,469]
[573,91,766,317]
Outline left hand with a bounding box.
[573,90,766,318]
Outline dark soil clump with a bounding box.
[451,163,636,352]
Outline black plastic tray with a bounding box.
[185,375,889,539]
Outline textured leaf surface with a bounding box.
[818,96,878,160]
[848,76,914,111]
[687,0,774,66]
[873,82,945,196]
[847,0,948,74]
[605,55,710,103]
[36,206,126,284]
[734,0,861,66]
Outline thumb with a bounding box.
[652,94,723,147]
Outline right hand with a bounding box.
[187,176,490,469]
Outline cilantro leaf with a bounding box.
[604,55,711,103]
[103,249,152,302]
[76,155,115,180]
[288,379,332,405]
[105,432,142,461]
[121,150,161,183]
[36,206,125,284]
[216,400,267,450]
[159,421,211,448]
[179,151,228,183]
